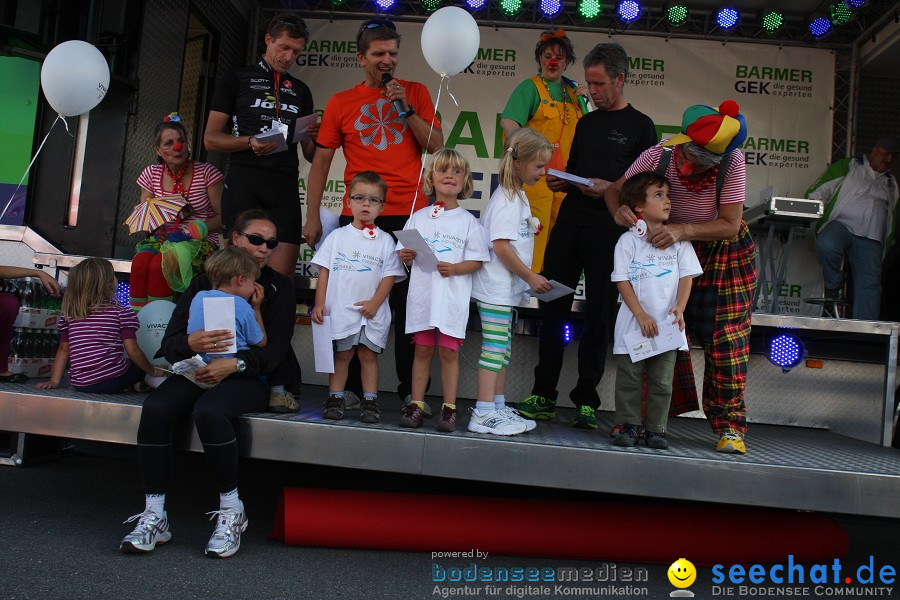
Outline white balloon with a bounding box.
[40,40,110,117]
[421,7,480,77]
[137,300,176,366]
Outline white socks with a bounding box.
[145,493,165,516]
[475,401,495,416]
[494,395,506,410]
[220,488,242,512]
[145,490,242,516]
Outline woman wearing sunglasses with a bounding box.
[500,29,588,273]
[119,209,301,558]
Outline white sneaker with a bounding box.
[119,510,172,553]
[343,390,361,410]
[205,504,248,558]
[403,394,432,418]
[467,409,527,436]
[499,406,537,432]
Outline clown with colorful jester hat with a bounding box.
[607,100,757,455]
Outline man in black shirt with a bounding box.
[518,43,657,429]
[204,13,317,278]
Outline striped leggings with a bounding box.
[477,302,513,372]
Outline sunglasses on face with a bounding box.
[238,231,279,250]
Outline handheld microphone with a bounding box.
[579,93,593,113]
[566,78,593,113]
[381,72,407,117]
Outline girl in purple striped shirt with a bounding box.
[37,258,164,393]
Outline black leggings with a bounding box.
[137,375,268,494]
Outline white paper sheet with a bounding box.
[622,319,687,363]
[254,128,288,154]
[312,316,335,373]
[394,228,438,272]
[529,279,577,302]
[291,113,319,143]
[202,296,237,355]
[547,168,594,187]
[315,209,340,251]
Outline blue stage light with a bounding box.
[616,0,641,23]
[809,16,833,39]
[844,0,867,9]
[715,6,740,30]
[466,0,487,10]
[375,0,395,10]
[769,333,806,372]
[541,0,563,17]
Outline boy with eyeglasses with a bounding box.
[304,18,445,415]
[310,172,407,424]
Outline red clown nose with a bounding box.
[172,142,184,152]
[548,59,559,69]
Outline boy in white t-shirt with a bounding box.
[311,171,407,424]
[610,171,702,449]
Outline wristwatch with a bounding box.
[402,104,415,118]
[235,358,247,373]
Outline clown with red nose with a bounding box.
[500,29,590,273]
[128,112,225,311]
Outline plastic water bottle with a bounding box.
[9,328,21,358]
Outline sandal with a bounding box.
[0,372,29,383]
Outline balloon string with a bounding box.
[0,114,63,224]
[410,75,448,220]
[445,76,460,107]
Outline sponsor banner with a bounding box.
[291,21,834,314]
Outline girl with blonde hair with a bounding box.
[37,258,163,392]
[396,148,489,432]
[468,128,554,436]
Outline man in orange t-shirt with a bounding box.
[304,18,443,406]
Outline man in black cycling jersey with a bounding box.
[204,13,315,413]
[204,13,317,278]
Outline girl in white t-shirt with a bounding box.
[396,149,490,432]
[469,128,554,436]
[311,171,407,424]
[610,171,702,450]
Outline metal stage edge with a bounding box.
[2,384,899,519]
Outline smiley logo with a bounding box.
[668,558,697,589]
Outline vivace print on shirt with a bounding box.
[400,206,489,339]
[471,187,536,308]
[311,224,407,347]
[610,234,703,355]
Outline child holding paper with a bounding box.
[610,171,702,449]
[187,247,267,364]
[310,171,407,424]
[396,149,489,432]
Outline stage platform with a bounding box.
[2,383,898,519]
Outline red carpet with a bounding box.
[271,487,848,565]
